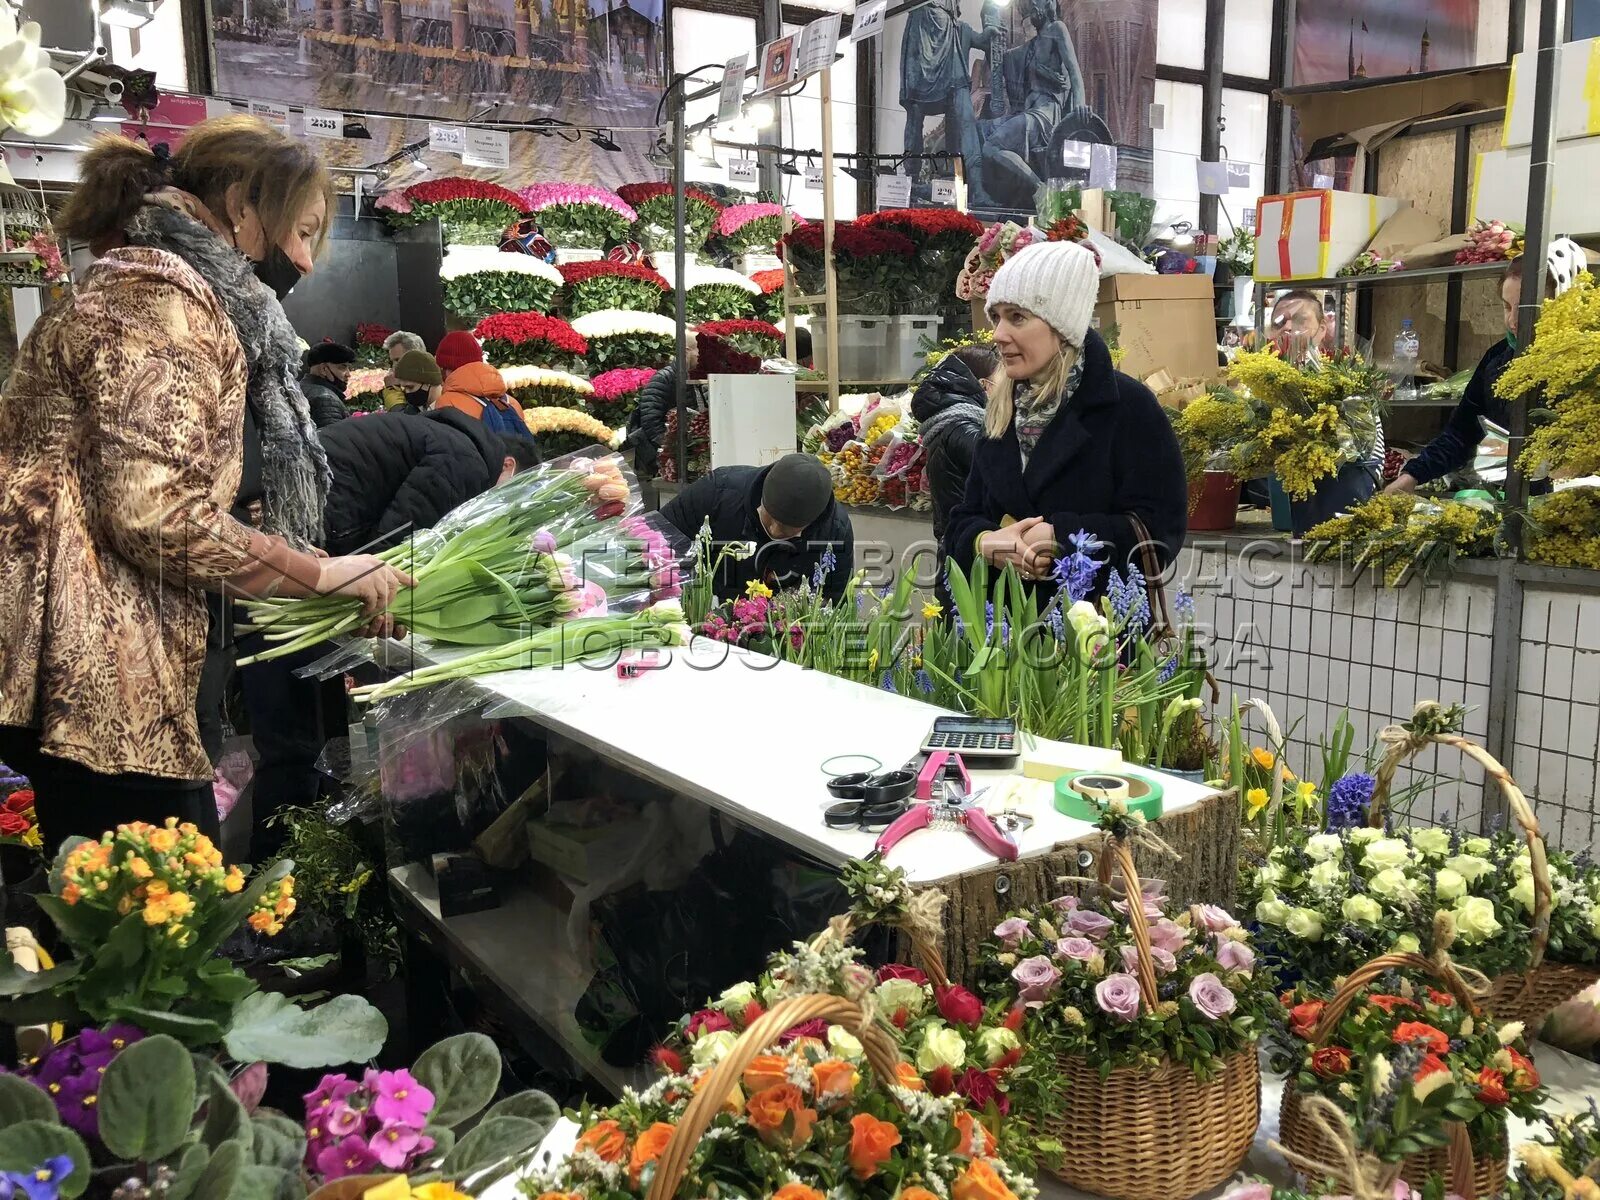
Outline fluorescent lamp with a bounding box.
[99,0,162,29]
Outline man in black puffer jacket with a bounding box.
[318,409,539,555]
[627,340,699,478]
[910,344,1000,559]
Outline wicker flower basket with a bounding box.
[1279,951,1506,1200]
[1370,716,1600,1030]
[643,992,905,1200]
[1042,840,1261,1200]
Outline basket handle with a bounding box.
[1308,951,1479,1047]
[1095,838,1160,1013]
[644,993,904,1200]
[1369,721,1553,970]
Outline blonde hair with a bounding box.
[59,116,334,256]
[984,343,1081,438]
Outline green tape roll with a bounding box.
[1054,770,1166,822]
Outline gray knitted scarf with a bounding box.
[126,204,329,548]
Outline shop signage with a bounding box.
[796,14,842,80]
[463,127,511,169]
[304,108,343,139]
[851,0,888,42]
[759,35,797,92]
[931,177,957,204]
[248,99,290,130]
[878,173,912,207]
[718,54,748,125]
[428,124,466,155]
[804,165,825,190]
[728,158,758,184]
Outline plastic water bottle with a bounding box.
[1393,319,1420,404]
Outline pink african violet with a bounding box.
[1188,972,1237,1020]
[324,1103,365,1139]
[716,202,785,237]
[517,183,637,222]
[1094,973,1141,1021]
[317,1134,378,1180]
[369,1069,434,1128]
[372,1123,433,1170]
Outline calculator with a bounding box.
[920,717,1018,759]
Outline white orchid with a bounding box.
[0,9,63,138]
[439,244,562,285]
[570,308,679,340]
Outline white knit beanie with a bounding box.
[985,240,1101,349]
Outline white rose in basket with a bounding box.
[1362,838,1413,871]
[1368,867,1417,904]
[1511,874,1537,913]
[1348,827,1384,845]
[874,977,926,1017]
[1255,896,1290,926]
[915,1024,968,1071]
[1452,895,1504,944]
[1408,827,1453,859]
[1434,868,1467,902]
[1284,908,1324,941]
[1446,854,1494,885]
[978,1026,1021,1065]
[1391,933,1422,954]
[827,1025,865,1061]
[691,1029,739,1065]
[716,980,758,1012]
[1342,894,1383,925]
[1308,860,1345,893]
[1463,836,1493,855]
[1304,833,1343,862]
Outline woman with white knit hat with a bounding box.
[945,240,1188,590]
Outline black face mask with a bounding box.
[253,244,303,301]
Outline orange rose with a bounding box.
[745,1084,817,1147]
[628,1122,676,1185]
[953,1160,1017,1200]
[743,1053,792,1094]
[536,1193,583,1200]
[848,1113,902,1179]
[895,1062,925,1092]
[952,1110,989,1158]
[903,1189,943,1200]
[811,1058,860,1104]
[1391,1022,1450,1055]
[576,1119,628,1164]
[772,1186,824,1200]
[1508,1047,1541,1091]
[788,1036,827,1058]
[692,1072,743,1113]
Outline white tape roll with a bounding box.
[1074,774,1132,803]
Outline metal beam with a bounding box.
[1275,0,1298,191]
[758,0,783,197]
[1199,0,1225,235]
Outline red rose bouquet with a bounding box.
[388,177,526,245]
[780,223,916,315]
[558,259,669,317]
[354,321,393,367]
[860,209,986,314]
[618,182,723,251]
[697,318,783,360]
[0,788,40,850]
[474,311,589,372]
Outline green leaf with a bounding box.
[165,1143,213,1200]
[250,1114,307,1172]
[438,1115,544,1180]
[100,1034,196,1161]
[413,1032,501,1130]
[191,1139,245,1200]
[0,992,83,1026]
[223,992,388,1069]
[233,1164,304,1200]
[34,895,109,948]
[202,1076,252,1153]
[0,1075,58,1126]
[483,1088,560,1139]
[115,1005,227,1047]
[0,1120,91,1198]
[0,957,81,997]
[423,1125,456,1161]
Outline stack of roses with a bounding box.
[474,312,589,373]
[518,183,637,250]
[571,309,678,372]
[1270,975,1547,1163]
[558,259,669,317]
[659,406,710,482]
[589,367,654,423]
[779,223,917,316]
[978,890,1279,1080]
[387,178,527,245]
[697,318,784,361]
[441,244,564,320]
[518,407,625,457]
[1244,823,1600,984]
[658,262,762,324]
[501,364,595,412]
[355,321,394,366]
[750,267,787,324]
[618,182,723,250]
[859,208,984,313]
[716,202,788,255]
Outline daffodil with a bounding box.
[921,600,943,620]
[745,580,773,599]
[1245,787,1270,819]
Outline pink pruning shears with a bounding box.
[872,752,1019,862]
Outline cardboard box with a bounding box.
[1503,39,1600,148]
[1470,138,1600,237]
[1095,274,1218,383]
[1254,190,1403,282]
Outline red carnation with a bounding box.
[1311,1046,1351,1078]
[877,964,928,985]
[934,985,984,1028]
[651,1045,684,1073]
[474,312,588,354]
[954,1067,1008,1114]
[742,1001,765,1024]
[559,260,668,289]
[685,1009,732,1037]
[1476,1067,1510,1106]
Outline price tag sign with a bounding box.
[728,158,758,184]
[248,99,290,130]
[878,173,912,208]
[1196,160,1228,195]
[795,13,842,80]
[304,107,343,139]
[429,124,466,155]
[718,54,748,125]
[931,177,957,205]
[1226,161,1252,189]
[851,0,888,41]
[463,127,510,169]
[1088,144,1118,189]
[1243,207,1257,231]
[804,165,825,191]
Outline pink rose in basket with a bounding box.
[1055,937,1097,962]
[1121,944,1177,976]
[1010,955,1062,1005]
[1147,918,1191,954]
[1194,904,1237,932]
[1094,973,1142,1022]
[1188,972,1237,1020]
[993,917,1031,948]
[1065,909,1113,941]
[1214,939,1256,974]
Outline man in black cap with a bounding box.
[662,453,854,601]
[299,340,355,427]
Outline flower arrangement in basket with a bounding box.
[355,321,394,367]
[1303,492,1501,586]
[715,202,788,255]
[1507,1107,1600,1200]
[1270,927,1548,1199]
[975,805,1274,1200]
[559,259,669,317]
[0,227,67,286]
[1223,348,1390,500]
[589,367,654,424]
[382,178,527,245]
[519,406,624,457]
[1245,702,1600,1029]
[517,183,637,250]
[779,223,918,315]
[524,863,1040,1200]
[474,312,588,372]
[571,309,678,372]
[658,261,761,323]
[440,244,563,320]
[618,182,723,251]
[501,364,595,411]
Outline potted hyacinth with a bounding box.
[659,262,762,324]
[500,364,595,411]
[558,259,669,317]
[439,244,563,320]
[571,308,679,372]
[517,182,636,255]
[474,312,589,373]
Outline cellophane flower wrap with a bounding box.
[518,183,636,250]
[619,182,723,250]
[501,364,596,411]
[441,244,563,319]
[572,308,678,372]
[475,311,588,372]
[955,222,1040,302]
[589,366,655,423]
[1303,492,1499,586]
[1270,974,1547,1161]
[389,177,526,245]
[1244,821,1600,983]
[559,259,669,317]
[716,202,788,254]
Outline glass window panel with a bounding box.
[1223,0,1272,78]
[1157,0,1205,70]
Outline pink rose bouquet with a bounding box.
[519,183,637,250]
[716,202,788,254]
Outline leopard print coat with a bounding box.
[0,247,258,780]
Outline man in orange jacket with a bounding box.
[431,330,529,432]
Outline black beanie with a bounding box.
[306,340,357,366]
[761,454,833,529]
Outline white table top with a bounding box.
[369,637,1221,885]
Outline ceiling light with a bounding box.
[99,0,162,29]
[779,157,800,176]
[590,129,621,152]
[744,101,776,129]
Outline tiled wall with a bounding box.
[1513,589,1600,853]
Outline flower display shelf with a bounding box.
[1040,839,1260,1200]
[1368,724,1600,1030]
